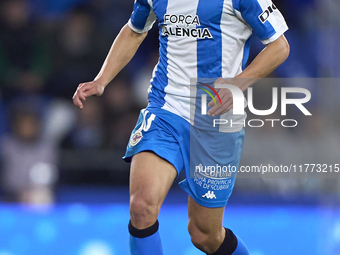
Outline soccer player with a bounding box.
[73,0,290,254]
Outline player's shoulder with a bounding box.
[234,0,280,12]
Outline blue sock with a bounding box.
[209,228,249,255]
[129,220,163,255]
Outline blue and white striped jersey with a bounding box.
[128,0,288,132]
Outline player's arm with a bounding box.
[232,34,290,90]
[208,0,290,116]
[208,35,289,116]
[73,25,147,109]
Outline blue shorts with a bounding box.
[123,107,245,208]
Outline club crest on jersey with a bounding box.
[162,14,213,39]
[130,130,143,147]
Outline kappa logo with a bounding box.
[202,191,217,199]
[259,4,277,23]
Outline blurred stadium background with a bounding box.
[0,0,339,254]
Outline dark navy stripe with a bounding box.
[232,0,240,12]
[242,35,252,70]
[130,0,151,30]
[148,0,168,108]
[195,0,224,131]
[239,0,276,41]
[196,0,224,79]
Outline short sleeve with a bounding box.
[128,0,157,33]
[234,0,288,44]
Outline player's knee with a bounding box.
[188,222,222,254]
[189,230,217,253]
[190,231,210,252]
[129,193,160,228]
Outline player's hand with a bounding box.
[72,81,105,109]
[207,78,233,117]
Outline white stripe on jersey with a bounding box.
[221,1,253,78]
[161,0,200,120]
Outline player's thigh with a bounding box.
[129,151,177,213]
[188,196,225,234]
